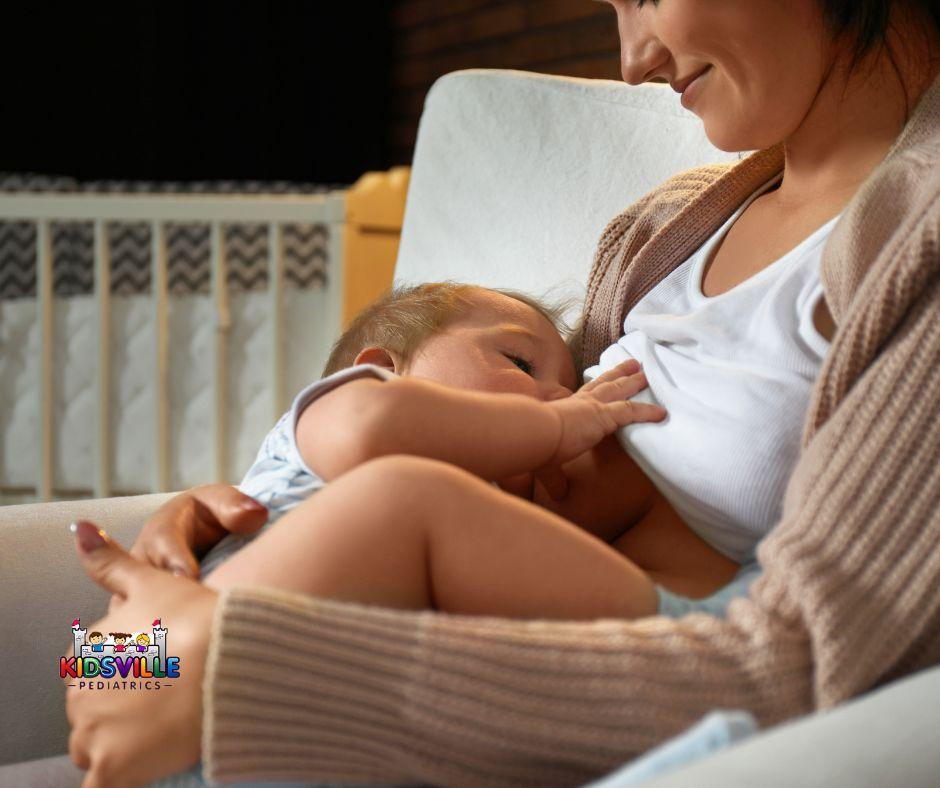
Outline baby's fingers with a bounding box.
[580,359,641,392]
[587,369,650,403]
[606,399,667,426]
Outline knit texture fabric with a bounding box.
[203,75,940,787]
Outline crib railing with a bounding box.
[0,192,347,501]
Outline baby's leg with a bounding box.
[205,455,658,620]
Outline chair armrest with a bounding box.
[643,664,940,787]
[0,493,175,765]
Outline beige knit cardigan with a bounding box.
[202,75,940,787]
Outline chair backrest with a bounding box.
[395,69,739,315]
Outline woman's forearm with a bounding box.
[202,584,807,787]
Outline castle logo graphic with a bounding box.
[61,618,181,690]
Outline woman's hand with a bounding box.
[545,359,666,469]
[130,484,267,578]
[65,521,217,788]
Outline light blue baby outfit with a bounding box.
[199,364,395,576]
[656,561,762,618]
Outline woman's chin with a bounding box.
[701,118,780,155]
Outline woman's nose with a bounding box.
[616,7,671,85]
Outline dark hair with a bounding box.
[817,0,939,120]
[820,0,939,67]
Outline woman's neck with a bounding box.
[773,6,940,211]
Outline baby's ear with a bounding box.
[353,346,399,373]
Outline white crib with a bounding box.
[0,169,409,502]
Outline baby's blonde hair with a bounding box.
[322,282,570,376]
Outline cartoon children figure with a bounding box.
[110,633,131,653]
[135,633,151,653]
[88,632,105,652]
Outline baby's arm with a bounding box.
[298,361,664,483]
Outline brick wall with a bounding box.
[390,0,620,164]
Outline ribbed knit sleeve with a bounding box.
[203,585,808,786]
[203,259,940,787]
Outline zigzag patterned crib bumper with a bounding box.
[0,173,343,299]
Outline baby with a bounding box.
[185,281,745,620]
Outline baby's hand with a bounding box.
[544,359,665,467]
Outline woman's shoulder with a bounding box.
[820,128,940,367]
[859,88,940,216]
[825,132,940,305]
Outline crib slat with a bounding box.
[268,222,285,420]
[211,222,230,483]
[93,220,112,498]
[37,220,54,502]
[326,192,347,346]
[151,221,170,492]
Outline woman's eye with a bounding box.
[509,356,533,375]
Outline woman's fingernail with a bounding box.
[69,520,108,552]
[171,566,189,578]
[238,499,266,513]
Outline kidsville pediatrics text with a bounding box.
[61,618,180,690]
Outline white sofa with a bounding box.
[2,69,939,787]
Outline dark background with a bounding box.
[0,4,394,184]
[0,2,619,185]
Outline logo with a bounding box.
[61,618,180,690]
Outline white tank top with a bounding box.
[585,177,838,563]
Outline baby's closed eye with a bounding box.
[506,354,534,375]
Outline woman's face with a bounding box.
[603,0,836,151]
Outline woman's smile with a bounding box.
[679,65,712,110]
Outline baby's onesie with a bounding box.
[200,364,394,576]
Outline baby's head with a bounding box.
[323,283,576,401]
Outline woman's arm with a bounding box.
[201,275,940,786]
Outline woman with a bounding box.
[66,1,940,785]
